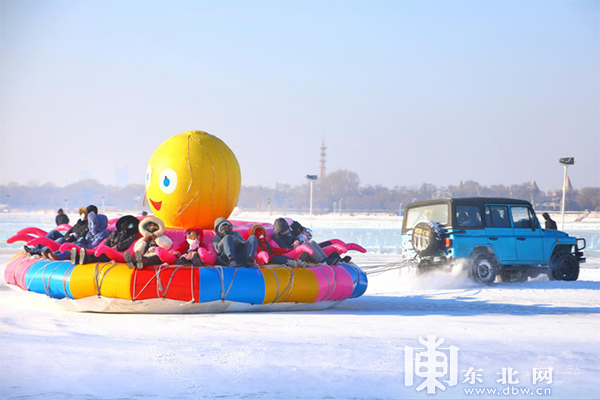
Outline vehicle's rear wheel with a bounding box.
[549,253,579,281]
[469,253,497,285]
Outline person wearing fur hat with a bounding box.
[125,216,173,269]
[213,217,258,267]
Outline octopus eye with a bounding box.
[159,169,178,195]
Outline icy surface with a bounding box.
[1,212,599,399]
[1,251,599,400]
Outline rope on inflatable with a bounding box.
[41,261,62,297]
[94,262,117,297]
[162,265,183,300]
[263,266,280,304]
[62,262,77,300]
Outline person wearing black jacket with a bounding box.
[542,213,558,230]
[272,218,338,264]
[55,209,69,226]
[81,215,140,263]
[25,206,93,256]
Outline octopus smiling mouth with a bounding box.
[149,199,162,211]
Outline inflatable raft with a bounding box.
[5,220,368,313]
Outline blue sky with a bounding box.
[1,0,598,190]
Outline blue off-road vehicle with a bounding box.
[400,198,586,285]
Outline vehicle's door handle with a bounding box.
[489,237,498,241]
[517,237,526,241]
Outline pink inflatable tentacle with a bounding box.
[17,227,48,237]
[322,245,336,256]
[281,244,313,259]
[332,243,348,254]
[157,247,177,264]
[199,244,218,265]
[296,244,314,256]
[95,245,124,263]
[55,224,72,232]
[95,239,140,263]
[344,243,367,253]
[256,251,270,266]
[27,237,60,252]
[7,234,36,244]
[59,242,77,253]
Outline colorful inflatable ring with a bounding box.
[4,254,368,313]
[4,219,369,313]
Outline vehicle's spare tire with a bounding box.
[411,221,442,257]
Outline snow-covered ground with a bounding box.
[1,212,599,399]
[1,250,599,400]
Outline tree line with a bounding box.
[1,169,598,213]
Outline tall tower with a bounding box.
[320,140,327,179]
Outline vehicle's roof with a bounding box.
[407,197,532,208]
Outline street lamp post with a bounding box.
[339,198,343,217]
[306,175,318,228]
[399,202,403,217]
[6,194,10,213]
[102,196,106,213]
[559,157,575,231]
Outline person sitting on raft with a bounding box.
[249,224,306,267]
[24,205,94,258]
[67,209,110,263]
[272,218,342,265]
[55,208,69,226]
[174,229,203,267]
[79,215,140,264]
[213,217,258,268]
[125,216,172,269]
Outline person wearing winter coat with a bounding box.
[249,224,305,267]
[272,218,339,265]
[55,209,69,226]
[212,217,258,267]
[25,205,94,258]
[542,213,558,230]
[49,205,94,244]
[83,211,110,248]
[174,229,203,267]
[81,215,140,264]
[125,216,172,269]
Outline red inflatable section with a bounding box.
[131,266,200,302]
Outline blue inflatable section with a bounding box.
[25,261,76,299]
[199,267,266,304]
[339,263,368,299]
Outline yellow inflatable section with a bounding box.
[69,263,133,300]
[145,131,242,229]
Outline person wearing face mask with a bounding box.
[212,217,258,267]
[78,215,141,264]
[175,229,203,267]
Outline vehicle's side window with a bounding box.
[511,206,533,228]
[456,205,482,227]
[484,205,511,228]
